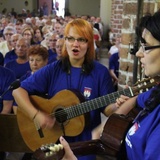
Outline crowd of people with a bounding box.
[1,7,160,160]
[0,11,109,116]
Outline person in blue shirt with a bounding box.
[5,37,31,79]
[0,52,4,66]
[47,33,59,64]
[13,18,114,160]
[109,52,119,91]
[18,44,48,160]
[20,44,48,81]
[13,44,48,114]
[0,66,16,113]
[4,33,22,65]
[60,11,160,160]
[0,66,17,160]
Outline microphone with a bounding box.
[0,79,20,99]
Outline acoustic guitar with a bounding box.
[32,108,140,160]
[17,76,160,151]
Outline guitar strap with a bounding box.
[133,84,160,123]
[116,108,141,160]
[84,112,91,129]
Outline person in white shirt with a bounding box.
[108,36,121,58]
[0,26,16,57]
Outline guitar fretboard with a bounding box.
[65,88,133,120]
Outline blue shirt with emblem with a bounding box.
[20,60,114,160]
[125,86,160,160]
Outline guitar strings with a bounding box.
[47,88,132,120]
[47,77,157,120]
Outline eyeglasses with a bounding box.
[4,33,13,36]
[11,39,18,42]
[65,36,88,44]
[49,39,57,42]
[141,43,160,52]
[23,33,31,36]
[29,58,43,62]
[56,45,62,48]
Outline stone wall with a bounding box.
[110,0,160,88]
[110,0,123,38]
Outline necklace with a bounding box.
[67,67,84,90]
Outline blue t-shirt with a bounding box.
[109,52,119,78]
[48,49,57,64]
[0,52,4,66]
[5,60,31,79]
[0,66,16,112]
[20,71,32,82]
[4,49,17,65]
[125,87,160,160]
[21,60,114,160]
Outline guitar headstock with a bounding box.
[132,76,160,95]
[33,143,64,160]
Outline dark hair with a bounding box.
[33,26,43,37]
[16,18,23,25]
[0,33,3,37]
[138,11,160,42]
[139,11,160,113]
[145,84,160,112]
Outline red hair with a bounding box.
[62,18,95,62]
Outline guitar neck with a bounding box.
[65,87,133,120]
[33,139,113,160]
[71,139,119,158]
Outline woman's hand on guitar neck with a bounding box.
[92,95,131,139]
[34,110,56,129]
[115,95,130,108]
[115,96,137,115]
[115,85,130,108]
[59,136,77,160]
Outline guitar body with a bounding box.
[17,90,85,151]
[32,108,141,160]
[100,108,141,159]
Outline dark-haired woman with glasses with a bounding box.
[13,19,114,160]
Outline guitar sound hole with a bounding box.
[55,108,67,123]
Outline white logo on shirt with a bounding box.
[125,122,140,148]
[83,87,92,98]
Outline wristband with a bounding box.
[32,110,39,120]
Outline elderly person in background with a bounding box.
[4,33,22,65]
[0,18,9,34]
[40,32,52,49]
[47,33,59,63]
[5,37,31,79]
[55,38,64,60]
[0,26,17,57]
